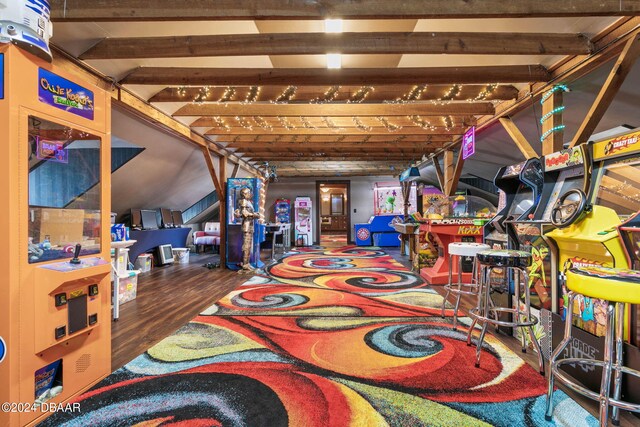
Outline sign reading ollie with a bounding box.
[38,68,94,120]
[462,126,475,160]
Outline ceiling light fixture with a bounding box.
[326,53,342,69]
[324,19,343,33]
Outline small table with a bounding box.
[393,223,420,270]
[111,240,137,321]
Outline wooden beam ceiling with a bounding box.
[81,32,591,59]
[212,134,453,143]
[149,85,519,103]
[192,116,475,128]
[121,65,550,86]
[204,127,468,136]
[226,142,445,150]
[50,0,640,21]
[175,102,495,117]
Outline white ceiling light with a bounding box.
[326,53,342,69]
[324,19,343,33]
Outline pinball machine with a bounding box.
[0,41,112,426]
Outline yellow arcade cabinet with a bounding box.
[0,41,112,426]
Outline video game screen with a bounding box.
[507,184,534,219]
[594,156,640,217]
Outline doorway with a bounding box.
[316,181,351,246]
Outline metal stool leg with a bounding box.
[521,266,544,375]
[612,302,625,426]
[453,255,464,330]
[599,303,616,426]
[546,292,577,420]
[442,254,453,318]
[515,268,527,353]
[475,266,492,367]
[467,264,487,346]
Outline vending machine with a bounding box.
[274,198,291,223]
[294,197,313,246]
[226,178,266,270]
[0,41,112,426]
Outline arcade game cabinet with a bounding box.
[226,178,266,270]
[509,148,588,314]
[1,39,112,427]
[294,197,312,246]
[419,195,496,285]
[275,198,291,223]
[354,181,416,247]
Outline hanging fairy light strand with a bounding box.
[348,86,375,103]
[253,116,273,131]
[539,85,569,143]
[470,83,498,102]
[433,84,462,104]
[273,86,298,103]
[443,115,454,131]
[408,115,436,130]
[176,86,187,97]
[376,116,402,132]
[277,116,296,130]
[193,86,211,103]
[353,116,373,132]
[311,86,341,104]
[388,84,428,104]
[235,116,253,130]
[218,86,236,103]
[300,116,317,129]
[244,86,261,104]
[322,116,339,129]
[210,116,231,132]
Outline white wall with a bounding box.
[266,176,396,243]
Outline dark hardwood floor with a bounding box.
[111,252,245,370]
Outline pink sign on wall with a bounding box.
[462,126,475,160]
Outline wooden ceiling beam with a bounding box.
[499,117,539,159]
[176,102,494,117]
[81,32,591,59]
[191,116,475,128]
[50,0,640,21]
[245,155,420,161]
[205,127,467,136]
[121,65,550,86]
[150,85,519,103]
[226,143,444,150]
[213,135,453,143]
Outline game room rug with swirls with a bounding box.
[39,246,597,427]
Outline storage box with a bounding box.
[135,253,152,273]
[118,271,139,304]
[111,248,129,278]
[110,224,126,242]
[172,247,190,264]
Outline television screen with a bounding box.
[172,210,184,226]
[157,244,173,265]
[160,208,173,228]
[130,209,142,228]
[141,209,158,230]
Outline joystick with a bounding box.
[69,244,82,264]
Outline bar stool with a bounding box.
[467,249,544,375]
[546,266,640,426]
[441,242,490,330]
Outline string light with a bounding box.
[377,116,402,132]
[290,135,299,143]
[312,86,340,103]
[388,84,428,104]
[235,116,253,130]
[277,116,296,130]
[177,86,187,97]
[253,116,273,131]
[273,86,297,103]
[218,86,236,103]
[469,83,498,101]
[210,116,231,132]
[353,116,373,132]
[443,116,454,131]
[302,136,312,144]
[539,84,569,143]
[322,116,339,129]
[433,84,461,104]
[348,86,375,103]
[392,135,407,144]
[244,86,261,104]
[300,117,317,129]
[335,135,347,143]
[408,115,436,130]
[193,86,211,103]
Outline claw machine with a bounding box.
[0,39,112,426]
[294,197,312,246]
[226,177,266,270]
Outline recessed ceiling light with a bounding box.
[324,19,343,33]
[326,53,342,69]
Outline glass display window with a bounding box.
[27,116,102,263]
[594,156,640,217]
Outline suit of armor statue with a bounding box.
[235,187,261,271]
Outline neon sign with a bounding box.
[38,68,94,120]
[462,126,475,160]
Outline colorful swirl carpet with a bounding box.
[40,246,596,427]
